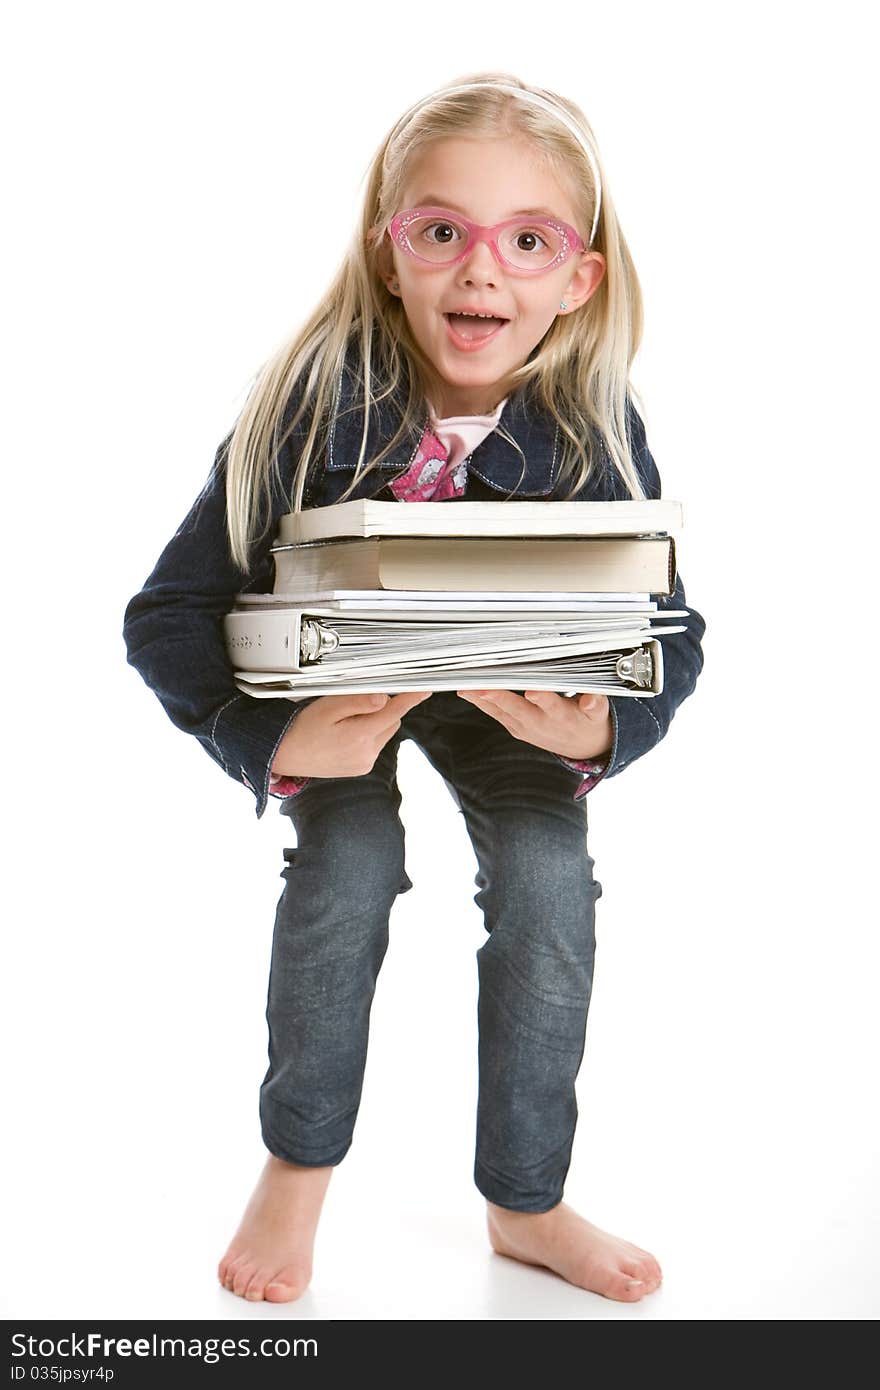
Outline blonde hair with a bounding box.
[221,70,648,575]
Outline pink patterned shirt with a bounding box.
[269,402,611,802]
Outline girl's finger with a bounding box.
[523,689,553,707]
[579,693,608,715]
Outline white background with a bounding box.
[3,0,878,1322]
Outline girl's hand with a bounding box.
[271,690,432,779]
[456,689,613,761]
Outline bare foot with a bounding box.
[486,1200,663,1302]
[218,1155,333,1302]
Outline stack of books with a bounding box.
[222,498,690,702]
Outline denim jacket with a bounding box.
[122,354,706,818]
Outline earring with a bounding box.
[559,300,568,311]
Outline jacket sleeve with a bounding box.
[602,403,706,781]
[122,432,319,819]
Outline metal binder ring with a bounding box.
[299,618,340,665]
[615,649,653,688]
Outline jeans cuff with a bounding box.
[260,1099,354,1168]
[474,1161,565,1213]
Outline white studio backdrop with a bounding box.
[2,0,878,1320]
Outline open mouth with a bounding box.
[443,312,510,348]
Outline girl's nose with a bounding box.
[458,236,500,284]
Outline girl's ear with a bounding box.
[565,251,606,312]
[368,224,399,295]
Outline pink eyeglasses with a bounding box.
[388,206,586,275]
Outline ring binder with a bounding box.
[229,636,666,701]
[615,649,652,688]
[300,618,341,664]
[223,600,685,697]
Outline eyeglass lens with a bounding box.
[402,213,568,269]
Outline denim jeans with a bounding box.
[259,689,602,1213]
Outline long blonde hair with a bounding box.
[221,71,648,575]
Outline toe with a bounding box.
[243,1272,267,1302]
[264,1264,311,1302]
[619,1259,662,1298]
[630,1247,663,1281]
[609,1271,647,1301]
[232,1262,258,1298]
[264,1282,298,1303]
[221,1252,245,1293]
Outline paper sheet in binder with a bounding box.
[231,639,666,701]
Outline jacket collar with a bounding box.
[325,344,562,496]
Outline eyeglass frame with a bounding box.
[387,205,587,276]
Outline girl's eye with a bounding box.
[512,228,550,254]
[422,221,463,246]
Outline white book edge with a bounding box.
[276,498,684,543]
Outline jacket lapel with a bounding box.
[325,347,561,497]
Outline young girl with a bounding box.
[123,72,705,1305]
